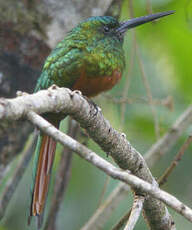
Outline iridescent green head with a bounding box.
[75,16,121,43]
[71,11,174,44]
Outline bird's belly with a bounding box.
[72,69,122,97]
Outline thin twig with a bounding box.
[44,119,80,230]
[112,196,144,230]
[124,195,145,230]
[146,0,153,14]
[158,135,192,187]
[105,94,173,110]
[126,0,160,139]
[136,42,160,140]
[0,134,36,220]
[145,105,192,168]
[81,183,129,230]
[120,0,136,129]
[128,0,134,18]
[120,36,135,129]
[0,163,12,185]
[112,209,131,230]
[97,175,110,208]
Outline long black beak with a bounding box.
[117,11,174,34]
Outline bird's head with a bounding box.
[70,11,174,45]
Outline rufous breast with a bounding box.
[72,69,122,97]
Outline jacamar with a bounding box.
[29,11,174,227]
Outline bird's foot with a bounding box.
[49,84,59,90]
[69,90,82,99]
[16,91,29,97]
[121,132,126,138]
[69,90,101,117]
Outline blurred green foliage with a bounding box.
[1,0,192,229]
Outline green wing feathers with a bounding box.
[35,41,84,92]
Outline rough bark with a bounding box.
[0,87,176,229]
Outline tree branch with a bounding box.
[84,103,192,229]
[124,195,144,230]
[111,207,131,230]
[136,41,160,140]
[145,105,192,168]
[158,135,192,187]
[26,111,192,224]
[0,87,176,229]
[81,182,129,230]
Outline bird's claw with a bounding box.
[16,91,28,97]
[49,84,59,90]
[72,90,82,95]
[121,133,126,138]
[69,90,82,99]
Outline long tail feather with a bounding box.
[29,119,60,227]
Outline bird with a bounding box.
[29,11,174,227]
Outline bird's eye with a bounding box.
[103,26,110,33]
